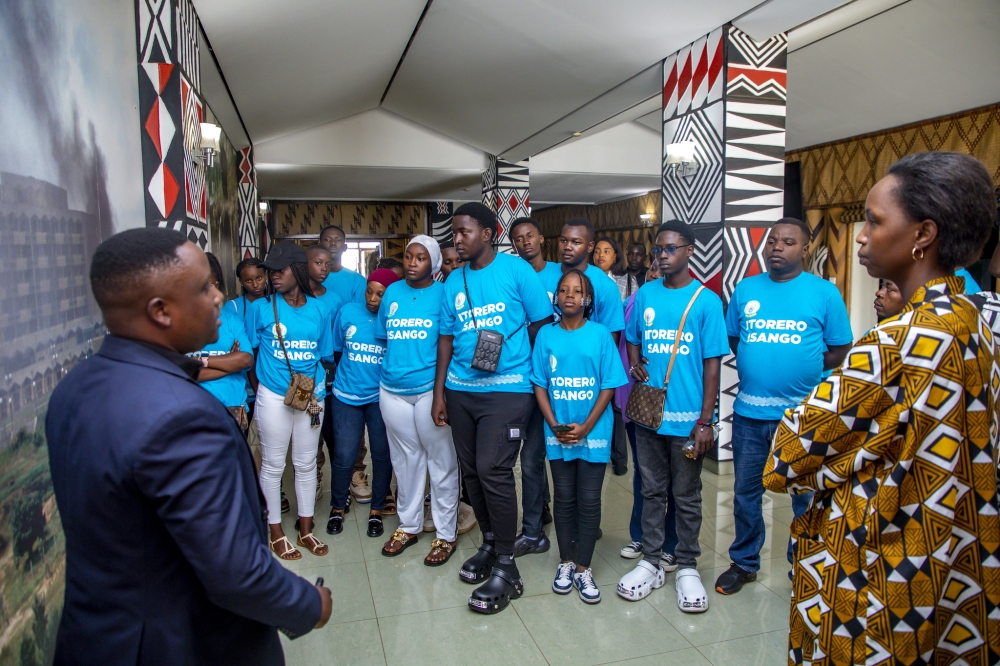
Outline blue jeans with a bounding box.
[729,413,781,573]
[627,422,677,555]
[520,405,551,538]
[329,396,392,512]
[786,491,814,563]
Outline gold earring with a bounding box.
[911,246,925,261]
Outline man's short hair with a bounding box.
[772,217,812,243]
[655,219,695,246]
[564,217,595,240]
[90,227,187,306]
[439,239,455,251]
[627,241,646,254]
[377,257,404,270]
[306,244,331,255]
[511,217,542,234]
[888,151,995,269]
[453,202,498,239]
[319,225,345,240]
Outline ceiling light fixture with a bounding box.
[199,123,222,167]
[571,132,582,137]
[665,140,699,178]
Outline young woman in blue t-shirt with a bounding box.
[530,270,628,604]
[248,242,333,561]
[327,268,399,540]
[376,236,460,565]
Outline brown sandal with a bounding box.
[382,529,419,557]
[382,492,397,515]
[424,539,456,567]
[297,532,329,556]
[270,535,302,560]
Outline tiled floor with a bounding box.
[275,457,794,665]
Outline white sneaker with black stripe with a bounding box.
[620,541,643,559]
[660,553,678,572]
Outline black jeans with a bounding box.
[445,389,535,555]
[520,405,551,538]
[549,458,605,568]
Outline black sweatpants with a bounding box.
[445,388,535,555]
[549,458,605,568]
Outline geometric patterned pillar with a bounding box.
[661,25,787,462]
[482,156,529,255]
[428,201,454,245]
[238,147,259,258]
[136,0,209,249]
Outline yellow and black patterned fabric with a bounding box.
[763,276,1000,665]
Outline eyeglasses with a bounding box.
[650,244,692,257]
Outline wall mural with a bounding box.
[482,157,529,254]
[272,202,425,238]
[0,0,146,661]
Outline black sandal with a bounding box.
[469,567,523,614]
[367,514,384,538]
[459,543,497,584]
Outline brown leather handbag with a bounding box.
[272,297,315,411]
[625,286,704,430]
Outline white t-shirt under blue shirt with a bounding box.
[375,280,445,395]
[725,271,853,421]
[189,303,253,408]
[324,267,366,305]
[247,296,333,399]
[626,280,729,437]
[539,262,626,333]
[441,252,553,393]
[530,321,628,463]
[332,302,384,405]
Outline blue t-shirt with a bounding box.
[530,321,628,463]
[188,303,253,408]
[375,280,444,395]
[725,272,853,420]
[332,302,384,405]
[441,252,553,393]
[955,266,980,294]
[247,296,333,399]
[229,295,260,401]
[539,262,626,333]
[626,280,729,436]
[324,267,366,304]
[314,287,345,328]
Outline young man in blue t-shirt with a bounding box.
[716,218,854,596]
[616,220,728,612]
[432,203,554,614]
[510,217,558,556]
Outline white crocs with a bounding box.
[675,568,708,613]
[617,559,665,601]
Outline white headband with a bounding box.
[406,234,442,275]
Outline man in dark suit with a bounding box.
[47,228,331,666]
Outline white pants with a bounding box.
[379,388,459,541]
[257,385,321,524]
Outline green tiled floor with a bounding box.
[275,457,792,665]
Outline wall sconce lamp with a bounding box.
[258,201,269,218]
[665,140,698,178]
[639,213,654,226]
[199,123,222,167]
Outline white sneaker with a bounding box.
[617,560,665,601]
[660,553,678,572]
[620,541,643,559]
[552,561,575,595]
[675,568,709,613]
[350,470,372,503]
[456,502,478,535]
[574,568,601,604]
[422,500,435,533]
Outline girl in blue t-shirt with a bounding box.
[530,270,628,605]
[248,242,333,562]
[328,268,399,542]
[375,236,460,565]
[189,254,254,431]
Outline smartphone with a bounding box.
[551,424,572,433]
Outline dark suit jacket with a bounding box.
[47,336,319,666]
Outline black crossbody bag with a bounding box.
[462,265,525,373]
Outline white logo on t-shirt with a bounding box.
[271,323,288,339]
[744,300,760,318]
[643,307,655,327]
[388,302,398,317]
[345,325,357,340]
[455,292,466,310]
[549,354,557,372]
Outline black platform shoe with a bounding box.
[367,514,384,538]
[326,511,345,535]
[459,543,497,584]
[468,567,524,614]
[513,532,551,558]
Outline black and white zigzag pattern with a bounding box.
[429,202,454,244]
[728,26,787,69]
[481,156,498,207]
[497,159,529,187]
[724,101,785,223]
[689,225,723,285]
[238,183,258,258]
[661,102,724,225]
[138,0,174,64]
[176,0,200,89]
[722,226,769,301]
[726,75,786,100]
[717,353,738,459]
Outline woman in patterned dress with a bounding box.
[763,152,1000,665]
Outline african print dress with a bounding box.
[763,277,1000,665]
